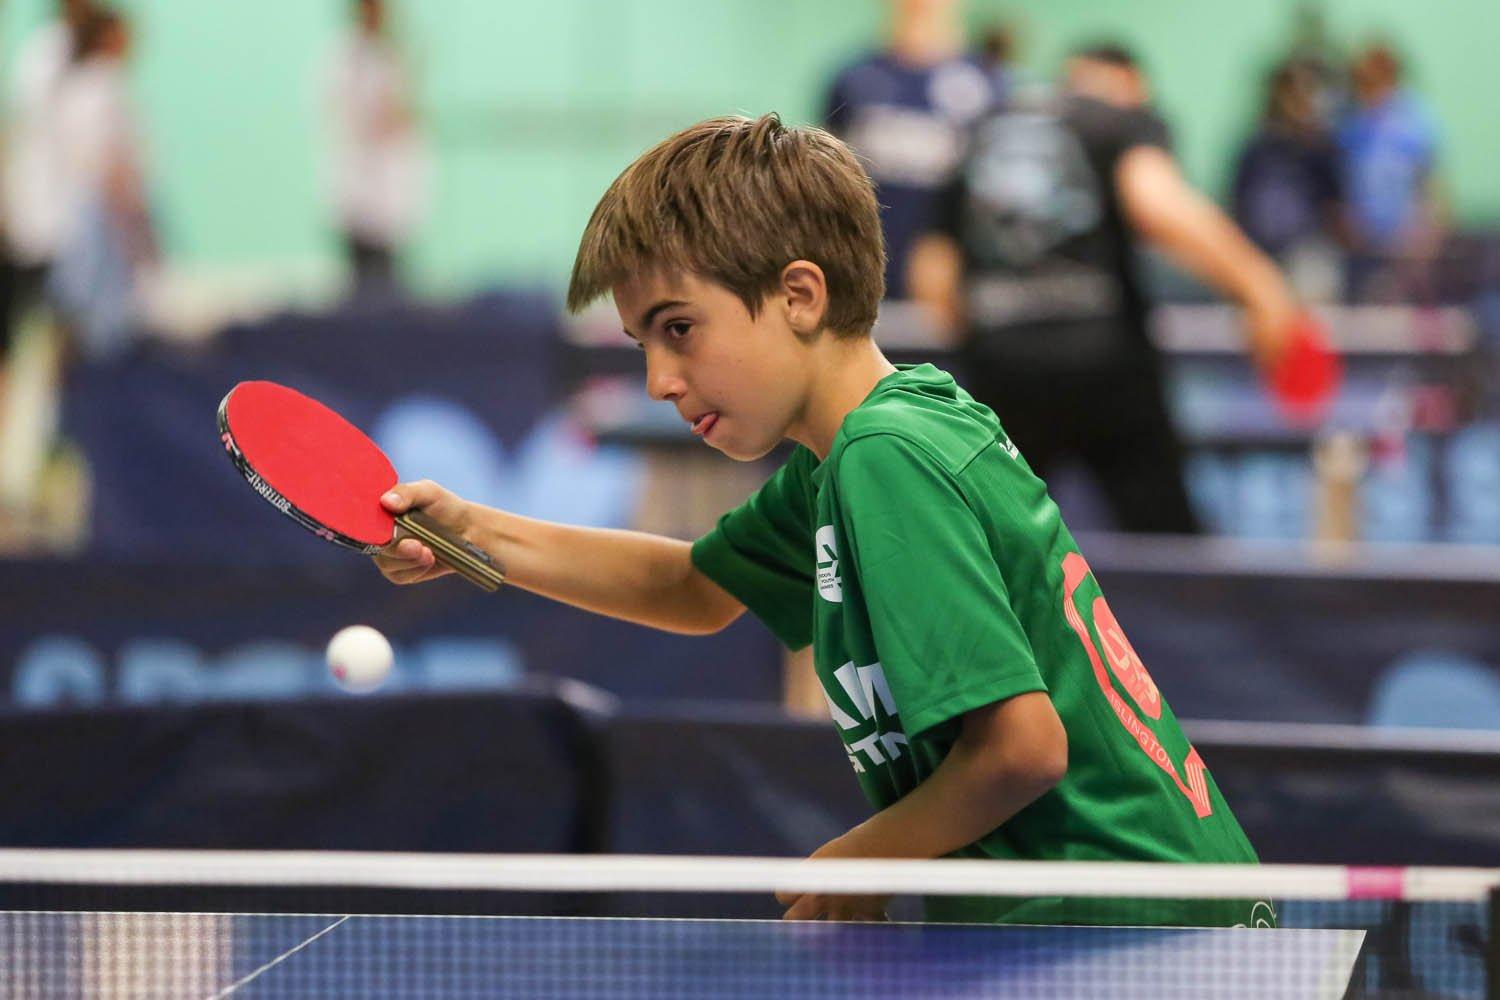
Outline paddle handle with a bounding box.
[397,510,507,593]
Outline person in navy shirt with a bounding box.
[824,0,994,299]
[1233,62,1342,261]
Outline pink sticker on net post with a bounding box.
[1347,866,1405,900]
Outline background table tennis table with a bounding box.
[1,910,1365,999]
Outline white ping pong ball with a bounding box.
[326,625,394,692]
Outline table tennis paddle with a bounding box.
[217,380,506,592]
[1268,312,1342,425]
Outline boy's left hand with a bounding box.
[776,836,892,922]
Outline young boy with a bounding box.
[375,113,1265,927]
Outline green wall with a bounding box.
[3,0,1495,295]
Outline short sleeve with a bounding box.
[836,434,1046,738]
[691,449,818,650]
[1117,107,1172,155]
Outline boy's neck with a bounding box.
[788,336,898,461]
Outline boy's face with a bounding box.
[613,271,816,462]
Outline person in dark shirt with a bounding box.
[824,0,994,299]
[909,44,1301,534]
[1233,62,1342,260]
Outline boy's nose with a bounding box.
[645,350,686,402]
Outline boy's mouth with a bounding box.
[690,412,719,438]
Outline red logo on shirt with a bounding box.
[1061,552,1212,819]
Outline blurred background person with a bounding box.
[1231,62,1343,298]
[822,0,995,300]
[1,1,92,417]
[976,20,1022,113]
[47,5,156,362]
[1278,2,1346,128]
[909,44,1301,534]
[324,0,428,303]
[1337,41,1443,303]
[2,0,92,325]
[0,0,106,531]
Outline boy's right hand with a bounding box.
[372,480,473,585]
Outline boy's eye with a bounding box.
[665,321,692,340]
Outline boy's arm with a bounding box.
[376,480,745,636]
[778,691,1067,920]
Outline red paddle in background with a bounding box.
[1267,312,1342,425]
[217,380,505,592]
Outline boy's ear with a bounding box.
[779,260,830,336]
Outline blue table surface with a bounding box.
[0,911,1365,999]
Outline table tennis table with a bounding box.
[1,910,1365,999]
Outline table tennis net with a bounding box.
[0,850,1495,999]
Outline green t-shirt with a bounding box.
[692,365,1266,927]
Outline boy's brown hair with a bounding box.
[567,113,885,335]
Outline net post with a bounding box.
[1488,885,1500,1000]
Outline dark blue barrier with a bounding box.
[1079,535,1500,727]
[598,702,867,859]
[1188,720,1500,866]
[597,705,1500,868]
[0,683,614,915]
[0,685,598,853]
[585,703,872,917]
